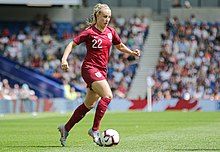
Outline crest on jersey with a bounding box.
[95,72,102,78]
[107,33,112,40]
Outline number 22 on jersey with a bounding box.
[92,38,102,48]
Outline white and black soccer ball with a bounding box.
[100,129,120,147]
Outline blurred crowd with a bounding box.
[0,78,38,113]
[151,14,220,101]
[1,11,219,104]
[0,13,149,99]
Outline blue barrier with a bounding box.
[0,55,64,98]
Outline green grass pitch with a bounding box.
[0,111,220,152]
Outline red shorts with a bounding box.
[81,66,107,89]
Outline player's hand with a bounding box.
[61,61,69,72]
[132,49,141,57]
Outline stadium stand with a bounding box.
[150,15,220,100]
[1,1,220,114]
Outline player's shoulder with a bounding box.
[83,26,93,32]
[107,26,115,31]
[77,26,94,36]
[106,26,116,32]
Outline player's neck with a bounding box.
[95,24,106,32]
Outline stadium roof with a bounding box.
[0,0,82,6]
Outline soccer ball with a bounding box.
[100,129,120,147]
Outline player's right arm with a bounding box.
[61,41,77,72]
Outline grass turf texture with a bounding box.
[0,111,220,152]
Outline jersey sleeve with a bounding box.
[112,29,122,45]
[73,30,89,45]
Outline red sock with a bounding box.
[92,97,111,131]
[65,103,90,132]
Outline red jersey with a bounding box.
[73,25,121,69]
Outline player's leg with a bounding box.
[58,88,100,146]
[84,88,100,109]
[91,79,113,131]
[87,79,112,146]
[84,88,103,146]
[65,88,100,131]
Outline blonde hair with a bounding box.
[86,3,111,27]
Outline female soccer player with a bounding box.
[58,3,141,146]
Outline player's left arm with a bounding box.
[115,42,141,57]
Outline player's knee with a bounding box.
[103,93,113,100]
